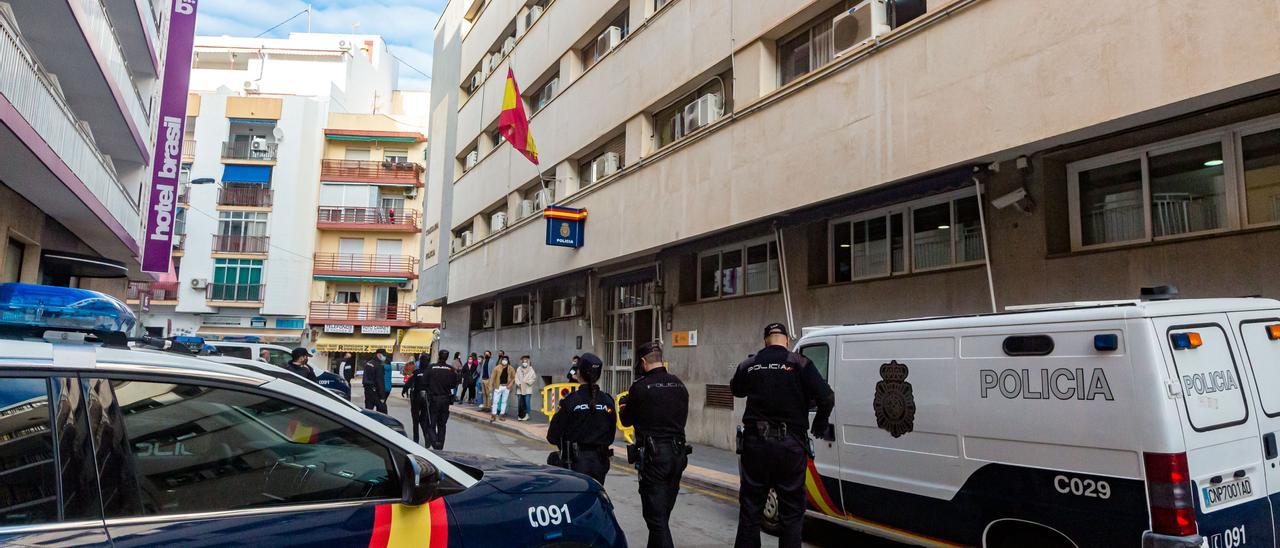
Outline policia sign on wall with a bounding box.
[544,206,587,248]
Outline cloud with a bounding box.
[195,0,444,91]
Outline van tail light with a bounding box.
[1144,452,1198,537]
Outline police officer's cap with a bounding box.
[578,352,604,383]
[635,340,662,363]
[762,322,789,339]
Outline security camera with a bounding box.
[991,187,1028,210]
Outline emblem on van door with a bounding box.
[874,360,916,438]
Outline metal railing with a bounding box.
[313,253,418,274]
[127,283,178,302]
[74,0,150,130]
[217,186,273,207]
[206,283,263,302]
[177,184,189,203]
[0,11,137,233]
[222,140,279,161]
[212,234,269,254]
[182,139,196,159]
[320,159,422,183]
[308,302,414,323]
[316,206,419,228]
[172,233,185,250]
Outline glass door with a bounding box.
[602,277,656,395]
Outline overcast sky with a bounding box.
[194,0,446,91]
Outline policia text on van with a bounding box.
[789,297,1280,548]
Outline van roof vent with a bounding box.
[1140,285,1179,301]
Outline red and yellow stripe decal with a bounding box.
[369,499,449,548]
[286,420,317,444]
[543,207,588,221]
[803,459,961,547]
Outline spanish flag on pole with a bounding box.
[498,68,539,165]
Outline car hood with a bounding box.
[437,452,598,495]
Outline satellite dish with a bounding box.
[272,127,285,141]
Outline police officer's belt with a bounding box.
[746,420,795,441]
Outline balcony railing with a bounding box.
[313,253,418,277]
[309,302,415,324]
[222,140,278,161]
[218,186,273,207]
[212,234,269,254]
[317,206,420,229]
[172,233,186,250]
[178,184,189,203]
[182,139,196,160]
[127,283,178,302]
[320,159,422,184]
[72,0,149,137]
[206,283,263,303]
[0,11,138,235]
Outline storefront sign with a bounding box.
[324,324,355,334]
[361,325,391,335]
[544,206,587,248]
[672,331,698,347]
[249,317,267,328]
[141,0,199,273]
[202,315,243,327]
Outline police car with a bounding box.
[0,284,625,547]
[778,296,1280,547]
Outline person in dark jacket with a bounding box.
[401,353,432,444]
[285,348,318,383]
[546,353,616,486]
[420,349,459,449]
[619,341,689,548]
[362,349,390,413]
[337,352,356,383]
[458,353,478,404]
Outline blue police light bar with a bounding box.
[0,283,136,334]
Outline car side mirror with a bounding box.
[401,454,440,506]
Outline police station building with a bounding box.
[419,0,1280,450]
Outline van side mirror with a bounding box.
[401,454,440,506]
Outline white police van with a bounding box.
[790,297,1280,547]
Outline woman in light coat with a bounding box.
[514,355,538,421]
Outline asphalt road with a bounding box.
[363,392,900,548]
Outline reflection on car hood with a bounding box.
[437,452,597,494]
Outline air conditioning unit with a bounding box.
[405,187,418,198]
[464,150,479,171]
[590,152,621,182]
[567,296,582,316]
[525,6,544,29]
[552,298,568,318]
[461,230,473,246]
[502,37,516,56]
[668,112,685,142]
[487,52,501,74]
[397,281,412,290]
[595,26,622,60]
[451,237,464,253]
[190,278,208,289]
[242,80,259,93]
[512,304,527,324]
[469,73,482,92]
[250,136,268,151]
[683,93,724,135]
[517,199,536,219]
[337,39,352,51]
[533,188,554,210]
[490,211,508,232]
[481,308,494,328]
[832,0,889,56]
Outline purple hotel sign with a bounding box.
[141,0,199,273]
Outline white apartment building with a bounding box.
[134,33,414,347]
[0,0,169,293]
[422,0,1280,450]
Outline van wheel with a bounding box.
[761,488,782,536]
[984,520,1076,548]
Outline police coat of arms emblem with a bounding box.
[873,360,915,438]
[559,221,571,237]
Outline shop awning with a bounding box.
[397,329,434,354]
[222,164,272,184]
[314,334,395,353]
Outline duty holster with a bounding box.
[626,443,644,469]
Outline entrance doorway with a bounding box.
[602,276,656,395]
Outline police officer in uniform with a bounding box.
[546,352,616,485]
[423,349,458,450]
[362,349,389,413]
[401,353,432,444]
[731,323,834,548]
[619,341,689,548]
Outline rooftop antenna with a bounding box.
[306,4,311,33]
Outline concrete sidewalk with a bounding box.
[448,401,741,497]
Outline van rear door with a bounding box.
[1155,315,1272,546]
[1229,311,1280,545]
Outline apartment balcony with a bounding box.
[308,302,417,327]
[320,159,422,186]
[126,282,177,305]
[217,186,273,208]
[5,0,150,163]
[212,235,269,255]
[222,140,278,162]
[171,234,186,255]
[316,206,420,232]
[313,253,418,281]
[177,184,190,204]
[0,10,141,264]
[206,283,263,305]
[182,139,196,161]
[101,0,161,79]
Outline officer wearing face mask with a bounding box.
[619,341,689,548]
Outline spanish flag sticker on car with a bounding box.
[369,499,449,548]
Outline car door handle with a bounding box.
[1264,432,1277,460]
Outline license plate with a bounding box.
[1202,477,1253,508]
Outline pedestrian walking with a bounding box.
[731,323,834,548]
[619,341,689,548]
[362,348,390,413]
[423,349,459,449]
[476,351,492,409]
[401,354,430,444]
[546,353,616,486]
[515,355,538,421]
[459,353,478,404]
[284,348,318,382]
[490,356,515,421]
[338,352,356,384]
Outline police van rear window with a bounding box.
[1168,325,1248,432]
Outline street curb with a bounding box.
[449,404,740,499]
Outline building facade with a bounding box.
[130,33,437,359]
[422,0,1280,449]
[0,0,169,294]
